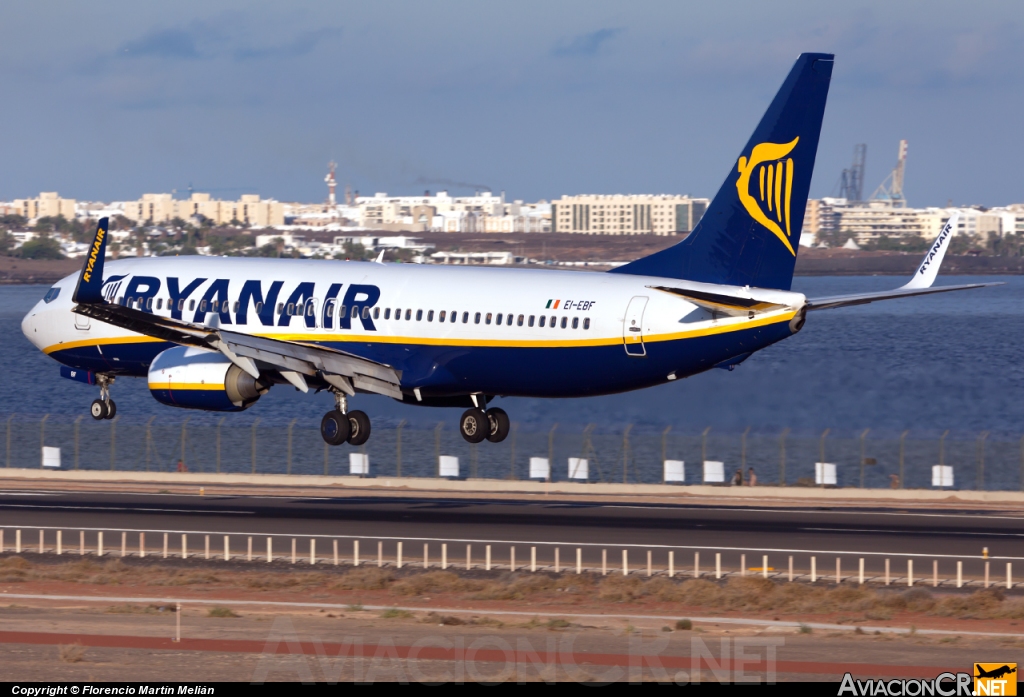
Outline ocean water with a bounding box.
[2,276,1022,488]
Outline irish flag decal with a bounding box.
[545,299,561,309]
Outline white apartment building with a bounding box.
[12,192,76,221]
[805,198,1024,246]
[551,194,709,236]
[122,193,284,227]
[355,191,550,233]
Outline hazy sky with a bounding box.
[1,1,1021,207]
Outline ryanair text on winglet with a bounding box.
[82,226,106,284]
[917,219,954,279]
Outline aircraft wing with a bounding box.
[805,212,1001,311]
[70,219,404,400]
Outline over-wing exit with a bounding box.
[21,53,996,447]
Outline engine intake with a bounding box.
[148,346,269,411]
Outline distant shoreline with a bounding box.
[2,250,1021,286]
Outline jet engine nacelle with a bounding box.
[148,346,269,411]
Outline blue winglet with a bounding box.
[610,53,834,290]
[72,217,109,304]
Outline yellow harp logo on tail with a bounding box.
[736,137,799,256]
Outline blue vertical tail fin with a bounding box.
[610,53,833,290]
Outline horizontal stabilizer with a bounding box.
[651,285,788,317]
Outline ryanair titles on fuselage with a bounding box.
[105,275,598,332]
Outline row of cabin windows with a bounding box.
[120,296,591,330]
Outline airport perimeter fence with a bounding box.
[3,413,1024,491]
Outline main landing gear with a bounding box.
[459,406,510,444]
[320,392,372,446]
[89,375,117,421]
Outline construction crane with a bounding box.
[872,140,908,207]
[838,144,867,202]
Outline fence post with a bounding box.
[251,419,260,473]
[267,537,272,563]
[554,547,560,573]
[80,530,85,556]
[860,429,870,488]
[667,550,674,578]
[57,530,62,555]
[97,531,103,557]
[378,541,382,567]
[885,558,890,585]
[6,413,14,468]
[397,541,403,569]
[985,561,990,588]
[224,535,229,561]
[694,552,700,578]
[957,560,962,588]
[576,548,581,574]
[204,535,209,560]
[602,549,607,576]
[110,415,117,470]
[810,556,816,582]
[466,544,471,571]
[531,546,536,572]
[180,417,189,472]
[509,546,514,572]
[899,431,908,489]
[310,538,316,565]
[354,540,359,567]
[163,533,168,558]
[248,537,253,562]
[715,553,721,580]
[287,419,296,474]
[741,553,746,577]
[859,558,864,585]
[764,555,769,579]
[216,417,225,473]
[622,424,632,484]
[181,534,187,559]
[661,426,672,480]
[485,544,491,571]
[1007,562,1012,590]
[291,539,296,564]
[977,431,990,490]
[818,429,829,488]
[434,423,443,476]
[907,560,914,586]
[73,415,81,470]
[789,555,793,582]
[779,428,789,486]
[396,420,405,477]
[547,423,558,483]
[835,557,840,584]
[933,560,938,588]
[622,549,628,576]
[121,532,126,557]
[40,414,49,462]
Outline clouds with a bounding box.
[552,27,624,57]
[0,2,1021,207]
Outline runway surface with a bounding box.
[1,489,1022,578]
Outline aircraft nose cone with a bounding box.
[21,303,44,349]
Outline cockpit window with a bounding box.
[43,287,60,303]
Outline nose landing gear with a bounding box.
[320,392,373,446]
[89,375,117,420]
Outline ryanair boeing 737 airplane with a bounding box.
[21,53,994,447]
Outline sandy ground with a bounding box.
[1,603,1021,683]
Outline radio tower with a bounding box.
[325,161,337,206]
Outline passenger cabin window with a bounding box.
[485,313,492,325]
[416,309,423,321]
[394,308,401,319]
[156,298,163,310]
[147,298,154,311]
[572,317,579,329]
[276,302,283,314]
[338,305,346,318]
[405,309,411,320]
[352,307,359,319]
[438,310,446,322]
[550,315,556,328]
[538,316,545,327]
[517,314,524,326]
[255,302,263,314]
[495,313,502,325]
[374,307,380,319]
[308,304,316,317]
[427,310,434,321]
[506,314,513,326]
[451,311,457,323]
[179,299,185,311]
[362,307,370,319]
[474,312,481,324]
[200,300,208,312]
[528,315,535,327]
[462,312,469,323]
[583,318,590,330]
[560,317,567,329]
[233,301,239,313]
[384,308,391,319]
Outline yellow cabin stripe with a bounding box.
[46,312,795,355]
[147,382,224,391]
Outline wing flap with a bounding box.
[650,285,789,316]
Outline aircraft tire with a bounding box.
[346,410,372,446]
[104,399,117,420]
[485,408,510,443]
[90,399,108,420]
[459,408,488,444]
[321,410,350,446]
